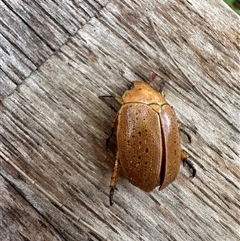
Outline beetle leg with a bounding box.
[179,126,192,143]
[115,96,124,104]
[109,152,120,206]
[181,150,196,178]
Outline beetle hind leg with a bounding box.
[181,150,196,178]
[179,126,192,143]
[109,153,120,206]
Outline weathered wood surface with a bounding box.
[0,0,239,240]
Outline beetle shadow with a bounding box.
[98,95,121,113]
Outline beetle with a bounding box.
[107,71,196,206]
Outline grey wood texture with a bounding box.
[0,0,239,241]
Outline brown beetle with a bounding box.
[108,71,195,205]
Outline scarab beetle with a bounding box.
[108,71,196,205]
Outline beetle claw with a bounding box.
[109,186,117,206]
[179,127,192,143]
[183,159,196,178]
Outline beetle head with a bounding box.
[127,82,134,90]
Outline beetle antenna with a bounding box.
[149,72,157,83]
[119,70,132,84]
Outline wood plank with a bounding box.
[0,0,110,100]
[0,173,67,241]
[1,0,240,240]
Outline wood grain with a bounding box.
[1,0,239,240]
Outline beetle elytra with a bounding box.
[108,71,196,205]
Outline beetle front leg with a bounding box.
[181,150,196,178]
[109,152,120,206]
